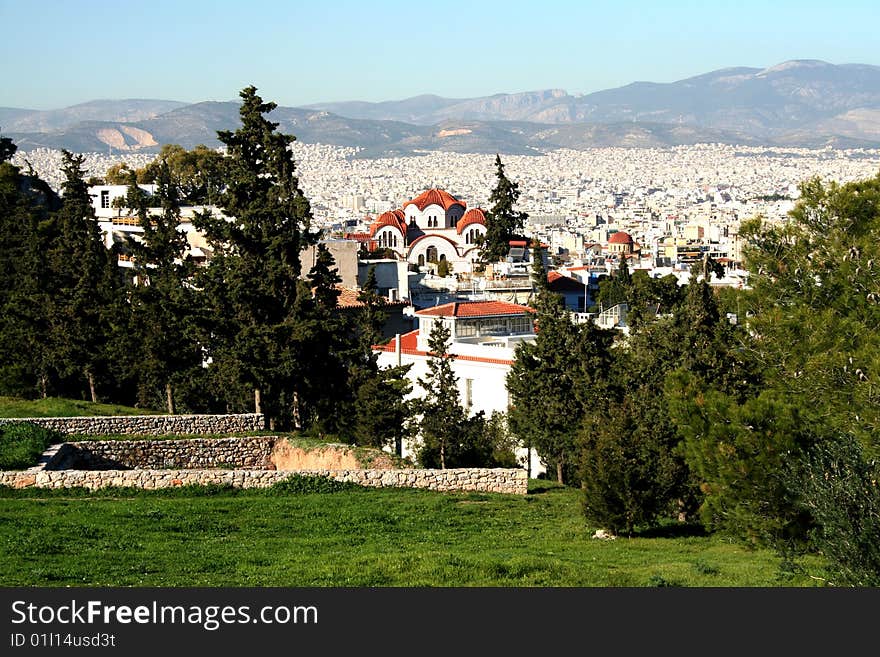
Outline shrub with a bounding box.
[268,474,366,495]
[779,437,880,587]
[0,423,63,470]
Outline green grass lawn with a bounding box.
[0,396,160,418]
[0,481,820,587]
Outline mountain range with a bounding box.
[5,60,880,156]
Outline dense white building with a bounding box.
[374,300,545,475]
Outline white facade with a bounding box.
[367,188,487,274]
[374,300,545,476]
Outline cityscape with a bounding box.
[2,0,879,647]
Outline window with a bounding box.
[508,316,533,334]
[456,320,477,338]
[100,190,110,209]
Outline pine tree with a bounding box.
[529,238,547,298]
[596,255,632,310]
[46,150,121,402]
[298,244,352,434]
[0,142,59,396]
[416,320,467,469]
[481,155,527,263]
[194,85,318,429]
[353,365,413,452]
[356,265,386,354]
[124,160,203,413]
[508,288,587,484]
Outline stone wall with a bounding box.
[0,414,264,436]
[0,467,528,495]
[47,437,275,471]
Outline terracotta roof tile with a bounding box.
[456,208,486,234]
[403,188,466,212]
[416,301,536,318]
[372,330,514,366]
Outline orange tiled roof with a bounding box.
[403,188,466,212]
[456,208,486,234]
[369,211,407,237]
[372,330,514,366]
[416,300,536,318]
[608,231,633,244]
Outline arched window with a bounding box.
[418,254,425,267]
[426,246,438,263]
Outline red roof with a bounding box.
[456,208,486,234]
[369,211,407,237]
[373,330,514,366]
[608,231,634,244]
[403,189,466,212]
[416,301,536,318]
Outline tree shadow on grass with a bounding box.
[633,522,708,539]
[527,479,568,495]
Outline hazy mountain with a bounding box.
[305,90,571,125]
[6,61,880,155]
[302,61,880,141]
[572,60,880,138]
[1,99,187,133]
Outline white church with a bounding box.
[367,188,488,272]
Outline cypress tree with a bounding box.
[46,150,120,402]
[194,85,318,429]
[417,320,467,469]
[124,161,203,413]
[481,155,528,263]
[0,140,59,396]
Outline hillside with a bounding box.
[6,60,880,155]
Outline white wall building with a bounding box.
[367,188,487,274]
[374,300,545,475]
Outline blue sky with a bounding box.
[2,0,879,109]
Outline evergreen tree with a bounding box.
[298,244,352,434]
[580,399,683,536]
[45,150,121,402]
[346,266,416,452]
[0,142,59,396]
[353,365,413,453]
[508,289,602,484]
[596,255,631,310]
[0,136,16,164]
[356,266,385,353]
[529,238,548,298]
[193,85,318,429]
[124,161,203,413]
[481,155,527,263]
[416,320,467,469]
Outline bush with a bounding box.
[779,437,880,587]
[579,400,683,536]
[0,423,63,470]
[268,474,366,495]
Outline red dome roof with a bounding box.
[608,231,634,244]
[456,208,487,234]
[403,188,466,212]
[369,211,407,237]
